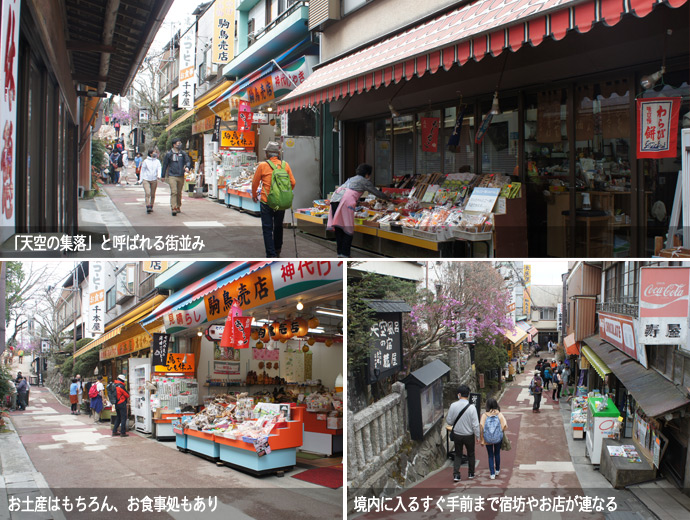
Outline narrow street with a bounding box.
[351,364,657,520]
[1,359,341,520]
[76,165,337,258]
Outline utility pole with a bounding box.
[72,262,78,369]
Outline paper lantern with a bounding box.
[251,330,259,341]
[293,318,308,337]
[325,339,334,347]
[258,325,270,342]
[269,321,281,341]
[256,341,264,349]
[308,317,320,329]
[302,345,310,353]
[279,321,292,339]
[307,337,315,346]
[280,338,287,343]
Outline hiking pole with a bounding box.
[291,207,298,258]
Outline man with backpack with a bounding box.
[111,375,130,437]
[446,384,480,483]
[542,364,552,391]
[109,149,124,185]
[251,142,296,257]
[530,371,544,413]
[161,138,191,216]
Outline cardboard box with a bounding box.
[327,417,342,430]
[658,248,690,258]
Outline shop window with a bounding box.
[287,109,316,137]
[415,110,442,175]
[374,118,391,186]
[393,115,414,178]
[443,106,474,173]
[539,307,556,320]
[480,95,518,175]
[106,288,116,311]
[641,74,689,255]
[574,80,632,257]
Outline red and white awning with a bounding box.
[279,0,686,112]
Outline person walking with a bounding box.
[530,371,543,413]
[161,138,191,216]
[109,148,123,185]
[16,375,28,411]
[17,349,23,363]
[112,375,130,437]
[480,398,508,480]
[69,378,79,414]
[552,369,563,401]
[89,375,105,423]
[543,363,552,391]
[327,163,391,258]
[561,363,571,398]
[75,374,83,414]
[113,119,121,138]
[446,384,480,482]
[251,142,296,258]
[134,153,143,184]
[140,149,162,214]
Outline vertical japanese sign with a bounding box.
[0,0,19,243]
[639,267,689,351]
[213,0,235,64]
[636,97,680,158]
[88,262,105,335]
[151,333,170,367]
[237,110,253,132]
[368,312,403,383]
[523,265,531,316]
[212,116,222,142]
[178,28,196,110]
[420,118,440,152]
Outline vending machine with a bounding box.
[129,358,152,434]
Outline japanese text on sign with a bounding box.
[178,28,196,110]
[636,97,680,158]
[368,312,403,383]
[213,0,235,64]
[151,333,170,367]
[220,130,255,149]
[155,353,195,374]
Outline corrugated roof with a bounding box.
[585,334,690,418]
[403,359,450,387]
[364,300,413,313]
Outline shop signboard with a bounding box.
[598,311,647,366]
[142,261,168,273]
[242,56,316,108]
[220,130,255,149]
[211,115,222,140]
[271,260,343,298]
[151,333,170,367]
[464,187,500,214]
[523,264,531,317]
[155,353,195,374]
[639,266,690,351]
[253,112,269,124]
[205,324,224,341]
[420,117,440,152]
[88,261,105,335]
[178,27,196,110]
[213,360,239,375]
[205,265,275,321]
[212,0,234,64]
[164,300,207,333]
[636,97,680,158]
[0,0,19,244]
[99,326,165,361]
[368,312,403,383]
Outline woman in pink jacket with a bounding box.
[327,164,390,258]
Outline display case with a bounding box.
[585,397,620,464]
[129,358,152,434]
[403,359,451,440]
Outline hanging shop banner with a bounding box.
[243,56,316,108]
[151,333,170,367]
[523,264,531,316]
[639,267,690,351]
[88,262,105,335]
[220,130,255,149]
[212,116,222,141]
[420,118,440,153]
[598,311,647,366]
[636,97,680,158]
[475,113,494,144]
[238,111,253,132]
[212,0,235,64]
[155,353,195,374]
[142,261,169,274]
[447,105,467,150]
[178,28,196,110]
[368,312,403,384]
[220,316,253,349]
[0,0,19,244]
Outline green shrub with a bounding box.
[0,364,13,408]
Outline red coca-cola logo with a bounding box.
[642,283,687,299]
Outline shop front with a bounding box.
[280,0,689,258]
[140,260,344,475]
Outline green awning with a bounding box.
[581,344,611,379]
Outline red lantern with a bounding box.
[294,318,308,337]
[269,321,281,341]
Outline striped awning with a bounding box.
[581,344,611,379]
[278,0,686,112]
[73,326,123,359]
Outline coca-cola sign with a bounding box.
[639,267,690,351]
[639,267,690,318]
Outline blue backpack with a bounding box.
[483,415,503,445]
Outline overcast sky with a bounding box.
[529,261,569,286]
[151,0,208,51]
